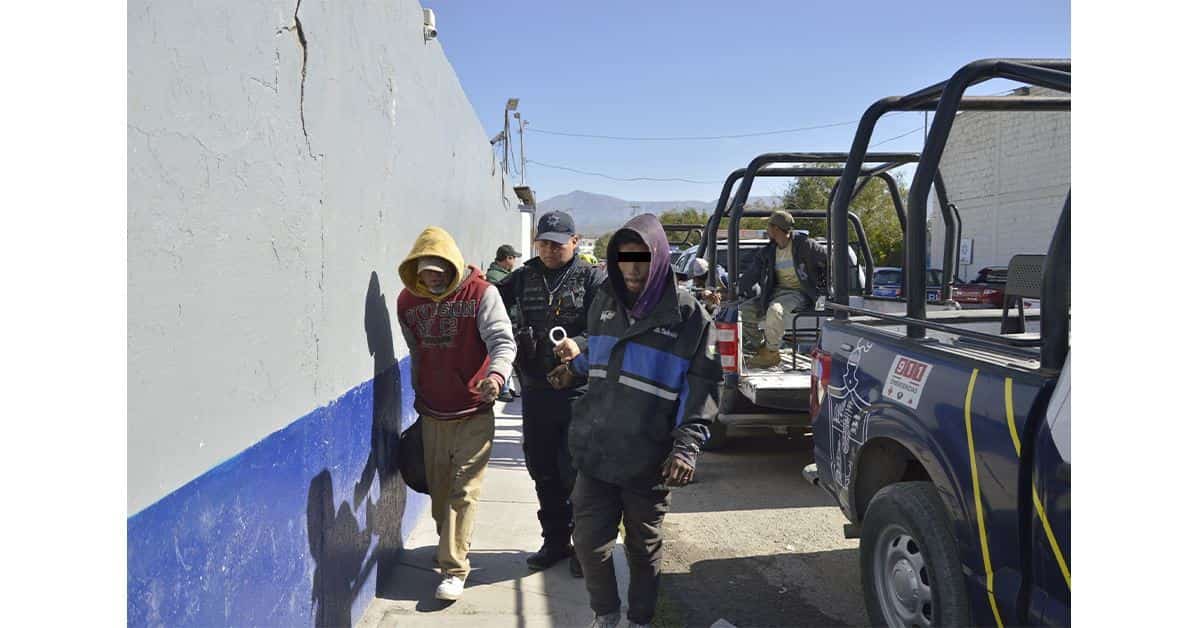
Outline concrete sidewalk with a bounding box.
[357,399,630,627]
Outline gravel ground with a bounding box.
[653,432,869,628]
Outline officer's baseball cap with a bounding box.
[535,211,576,244]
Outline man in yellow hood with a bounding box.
[395,226,516,601]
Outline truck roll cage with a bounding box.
[825,58,1071,370]
[663,224,706,250]
[699,158,912,293]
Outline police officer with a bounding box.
[496,211,605,576]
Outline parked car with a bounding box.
[953,266,1008,307]
[673,239,769,289]
[871,267,948,302]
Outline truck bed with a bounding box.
[739,363,811,411]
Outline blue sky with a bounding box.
[424,0,1070,202]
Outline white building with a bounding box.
[578,237,597,256]
[930,86,1070,280]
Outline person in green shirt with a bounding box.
[736,211,828,368]
[486,244,520,284]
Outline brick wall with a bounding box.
[930,86,1070,280]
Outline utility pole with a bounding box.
[504,98,520,178]
[514,113,527,186]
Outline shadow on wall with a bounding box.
[127,271,424,627]
[305,271,409,627]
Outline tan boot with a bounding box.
[747,347,781,369]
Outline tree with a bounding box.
[658,207,709,226]
[594,231,613,256]
[778,164,908,267]
[660,205,772,242]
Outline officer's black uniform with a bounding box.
[496,213,605,569]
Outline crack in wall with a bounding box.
[288,1,320,160]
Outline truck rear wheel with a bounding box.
[860,482,970,627]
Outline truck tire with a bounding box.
[860,481,970,628]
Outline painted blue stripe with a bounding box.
[585,334,619,371]
[127,358,426,628]
[621,343,689,392]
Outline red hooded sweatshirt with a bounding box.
[396,227,516,419]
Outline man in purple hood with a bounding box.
[547,214,722,628]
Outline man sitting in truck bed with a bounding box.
[737,210,828,368]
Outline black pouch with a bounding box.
[516,326,541,372]
[398,417,428,494]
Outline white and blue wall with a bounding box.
[128,1,525,625]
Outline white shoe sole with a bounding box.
[435,589,462,601]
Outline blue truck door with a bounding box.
[946,364,1049,625]
[1029,355,1071,625]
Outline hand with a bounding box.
[661,454,695,487]
[554,338,581,362]
[476,376,501,403]
[547,364,575,390]
[700,289,722,306]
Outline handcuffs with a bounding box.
[548,326,570,387]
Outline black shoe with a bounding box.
[497,391,516,402]
[569,552,583,578]
[527,542,572,570]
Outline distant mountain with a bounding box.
[538,190,782,236]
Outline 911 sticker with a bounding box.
[883,356,933,409]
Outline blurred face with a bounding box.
[500,256,518,271]
[537,235,579,269]
[768,224,791,248]
[617,241,652,296]
[419,269,449,294]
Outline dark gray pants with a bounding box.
[522,386,580,546]
[571,472,671,625]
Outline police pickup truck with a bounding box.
[696,153,929,449]
[803,59,1070,627]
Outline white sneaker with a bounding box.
[435,575,465,601]
[589,612,621,628]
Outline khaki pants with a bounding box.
[422,410,495,579]
[739,289,811,351]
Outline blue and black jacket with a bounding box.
[566,214,722,489]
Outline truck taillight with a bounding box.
[810,348,833,417]
[715,320,741,374]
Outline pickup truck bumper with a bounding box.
[802,463,820,486]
